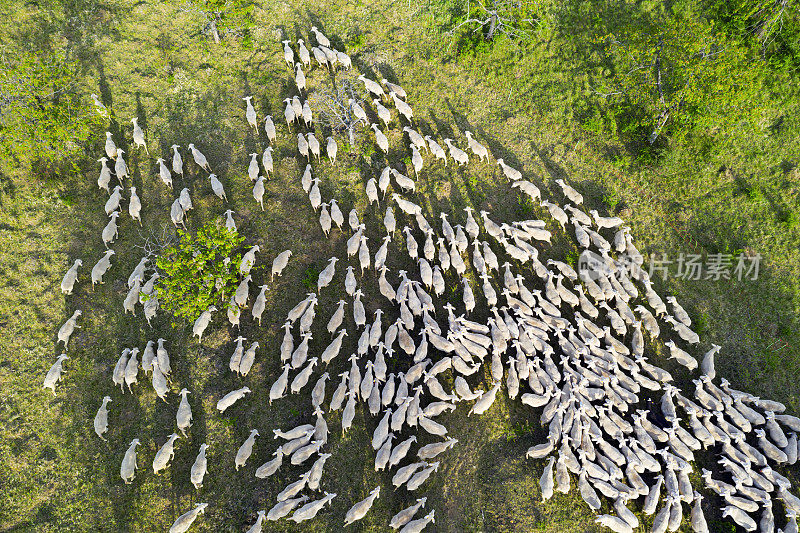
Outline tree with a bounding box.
[184,0,255,43]
[593,12,769,145]
[449,0,536,42]
[0,50,95,162]
[152,221,244,323]
[310,78,368,147]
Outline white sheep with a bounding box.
[187,143,211,172]
[235,429,260,470]
[170,198,186,229]
[234,274,251,307]
[310,26,330,47]
[210,174,227,201]
[97,157,112,192]
[284,98,296,126]
[114,149,129,181]
[282,40,294,66]
[344,486,381,526]
[128,187,142,225]
[151,359,169,401]
[60,259,82,295]
[190,443,208,489]
[424,136,447,165]
[224,209,237,232]
[179,188,193,211]
[104,131,117,159]
[131,118,148,154]
[243,96,257,128]
[104,185,123,215]
[169,503,207,533]
[271,250,292,281]
[371,124,389,153]
[307,132,320,161]
[176,388,192,436]
[124,347,139,391]
[373,98,392,127]
[262,146,274,176]
[101,211,120,247]
[171,145,183,175]
[153,433,180,473]
[192,306,217,342]
[156,158,173,188]
[252,285,268,325]
[93,396,112,440]
[57,310,82,348]
[264,115,276,142]
[43,354,69,394]
[111,348,131,392]
[443,138,469,165]
[390,92,413,122]
[120,438,140,483]
[464,131,490,162]
[216,386,251,412]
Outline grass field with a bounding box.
[1,0,799,531]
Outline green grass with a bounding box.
[1,0,799,532]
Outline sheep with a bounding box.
[290,357,318,393]
[130,117,148,153]
[390,91,413,122]
[358,74,385,98]
[128,187,142,225]
[293,63,307,92]
[371,123,389,153]
[366,177,379,205]
[187,143,211,172]
[120,438,140,483]
[323,136,338,166]
[114,150,128,181]
[307,132,320,160]
[390,498,426,530]
[392,169,416,192]
[309,178,322,210]
[282,40,295,66]
[289,493,335,523]
[234,274,251,307]
[42,354,69,394]
[60,259,83,295]
[169,503,207,533]
[124,347,139,391]
[192,306,216,342]
[152,158,173,189]
[555,178,583,204]
[443,138,469,165]
[349,98,368,125]
[104,131,117,159]
[283,98,296,126]
[344,486,381,526]
[210,174,227,201]
[310,25,330,47]
[373,98,392,127]
[312,46,328,68]
[261,117,276,146]
[153,433,180,473]
[403,127,426,153]
[468,382,501,416]
[216,386,251,412]
[170,145,183,176]
[243,95,257,128]
[405,461,440,491]
[235,429,259,470]
[101,211,120,248]
[239,342,259,376]
[589,209,624,229]
[463,130,490,162]
[57,310,82,348]
[90,93,108,117]
[399,510,435,533]
[97,158,112,192]
[105,185,123,215]
[170,198,186,229]
[337,50,352,69]
[317,257,338,291]
[93,396,112,440]
[424,136,447,165]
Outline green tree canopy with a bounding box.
[153,221,245,323]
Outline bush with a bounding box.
[153,221,244,323]
[0,50,96,164]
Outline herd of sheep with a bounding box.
[45,23,800,533]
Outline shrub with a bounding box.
[153,221,244,323]
[0,50,96,164]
